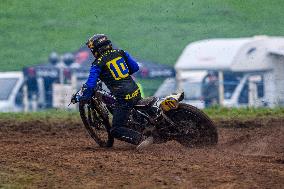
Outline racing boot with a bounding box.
[136,136,154,150]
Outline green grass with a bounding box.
[1,0,284,96]
[1,107,284,121]
[1,0,284,71]
[137,78,164,97]
[0,168,41,189]
[204,106,284,119]
[0,109,79,121]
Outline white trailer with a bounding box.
[174,36,284,107]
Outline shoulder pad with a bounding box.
[116,49,124,54]
[118,49,127,59]
[114,49,125,57]
[91,59,99,66]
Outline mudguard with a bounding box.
[160,91,184,111]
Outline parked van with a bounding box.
[0,72,24,112]
[155,71,265,109]
[155,71,207,108]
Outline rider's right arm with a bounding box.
[123,51,139,75]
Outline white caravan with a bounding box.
[174,36,284,107]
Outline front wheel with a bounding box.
[165,103,218,147]
[79,101,114,147]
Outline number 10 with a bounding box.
[107,57,129,80]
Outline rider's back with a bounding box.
[93,49,139,100]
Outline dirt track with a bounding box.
[0,118,283,189]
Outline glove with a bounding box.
[79,84,94,102]
[70,93,79,104]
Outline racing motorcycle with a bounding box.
[71,82,218,148]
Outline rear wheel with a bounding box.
[79,101,114,147]
[165,103,218,147]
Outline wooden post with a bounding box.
[176,70,182,92]
[218,71,224,106]
[23,84,29,112]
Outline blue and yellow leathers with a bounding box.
[84,49,143,145]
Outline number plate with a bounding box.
[160,97,179,111]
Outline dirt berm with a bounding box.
[0,117,283,188]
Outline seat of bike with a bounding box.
[135,96,158,108]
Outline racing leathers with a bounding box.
[83,49,143,145]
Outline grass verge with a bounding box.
[1,0,284,71]
[1,107,284,122]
